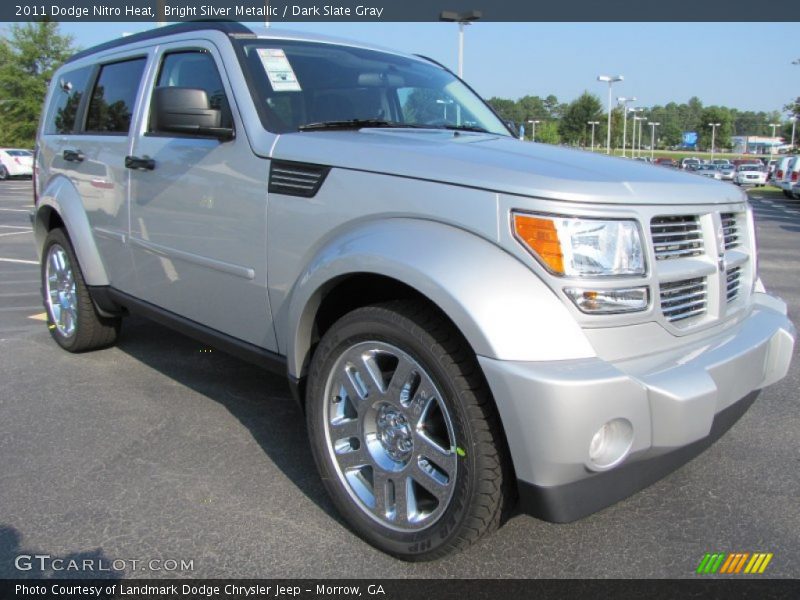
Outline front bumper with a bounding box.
[479,293,795,522]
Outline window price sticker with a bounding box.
[256,48,302,92]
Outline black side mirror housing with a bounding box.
[152,87,234,141]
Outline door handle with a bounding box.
[125,155,156,171]
[63,149,84,163]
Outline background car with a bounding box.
[711,158,732,167]
[734,164,767,186]
[696,164,722,179]
[776,156,800,197]
[681,157,701,170]
[770,156,793,187]
[0,148,33,179]
[717,164,736,181]
[654,157,679,168]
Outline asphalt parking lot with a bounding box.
[0,179,798,579]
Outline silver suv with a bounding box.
[33,23,795,560]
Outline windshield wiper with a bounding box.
[299,119,422,131]
[436,124,491,133]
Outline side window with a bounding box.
[85,58,147,135]
[45,66,93,134]
[150,51,232,132]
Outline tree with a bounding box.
[698,106,733,151]
[0,22,76,147]
[535,121,560,145]
[558,92,603,146]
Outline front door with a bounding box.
[128,43,276,351]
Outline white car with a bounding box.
[0,148,33,179]
[733,164,767,186]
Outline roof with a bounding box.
[65,21,256,64]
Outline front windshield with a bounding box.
[236,39,511,135]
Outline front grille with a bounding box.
[720,213,741,250]
[660,277,708,322]
[651,215,703,260]
[726,266,742,302]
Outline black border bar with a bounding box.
[2,579,799,600]
[3,0,800,22]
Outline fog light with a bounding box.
[588,418,634,470]
[564,286,649,314]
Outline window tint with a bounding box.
[6,150,32,157]
[85,58,147,134]
[150,51,232,131]
[45,66,93,134]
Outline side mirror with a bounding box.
[152,87,234,141]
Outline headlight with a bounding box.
[512,212,646,277]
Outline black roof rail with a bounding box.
[65,21,255,64]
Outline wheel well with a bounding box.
[313,274,433,341]
[37,205,65,233]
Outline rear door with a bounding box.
[49,55,151,288]
[127,42,276,350]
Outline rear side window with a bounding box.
[85,58,147,134]
[45,66,93,134]
[149,51,233,132]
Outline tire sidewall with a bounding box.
[306,308,479,560]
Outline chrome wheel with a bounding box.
[45,244,78,338]
[323,340,457,532]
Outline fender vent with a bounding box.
[269,160,330,198]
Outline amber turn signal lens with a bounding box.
[513,214,564,274]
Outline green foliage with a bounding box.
[0,21,76,148]
[558,91,603,146]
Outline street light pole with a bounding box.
[637,116,644,157]
[587,121,600,151]
[528,119,540,142]
[769,122,780,157]
[597,74,623,155]
[648,122,660,160]
[617,96,636,157]
[708,122,721,159]
[791,116,797,150]
[439,10,482,78]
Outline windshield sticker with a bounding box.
[256,48,302,92]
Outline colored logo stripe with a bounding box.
[697,552,773,574]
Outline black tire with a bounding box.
[0,165,8,180]
[306,300,512,561]
[41,228,120,352]
[783,189,792,198]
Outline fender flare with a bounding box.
[285,218,595,378]
[33,175,110,287]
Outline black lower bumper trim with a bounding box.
[517,390,760,522]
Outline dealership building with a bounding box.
[730,136,791,154]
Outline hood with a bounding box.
[270,129,744,205]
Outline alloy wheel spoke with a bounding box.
[415,431,456,478]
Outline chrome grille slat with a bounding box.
[726,265,742,302]
[659,276,707,322]
[720,213,741,250]
[650,215,703,260]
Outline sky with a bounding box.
[10,21,800,114]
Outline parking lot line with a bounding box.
[0,305,47,312]
[0,208,30,213]
[0,258,38,265]
[0,230,32,238]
